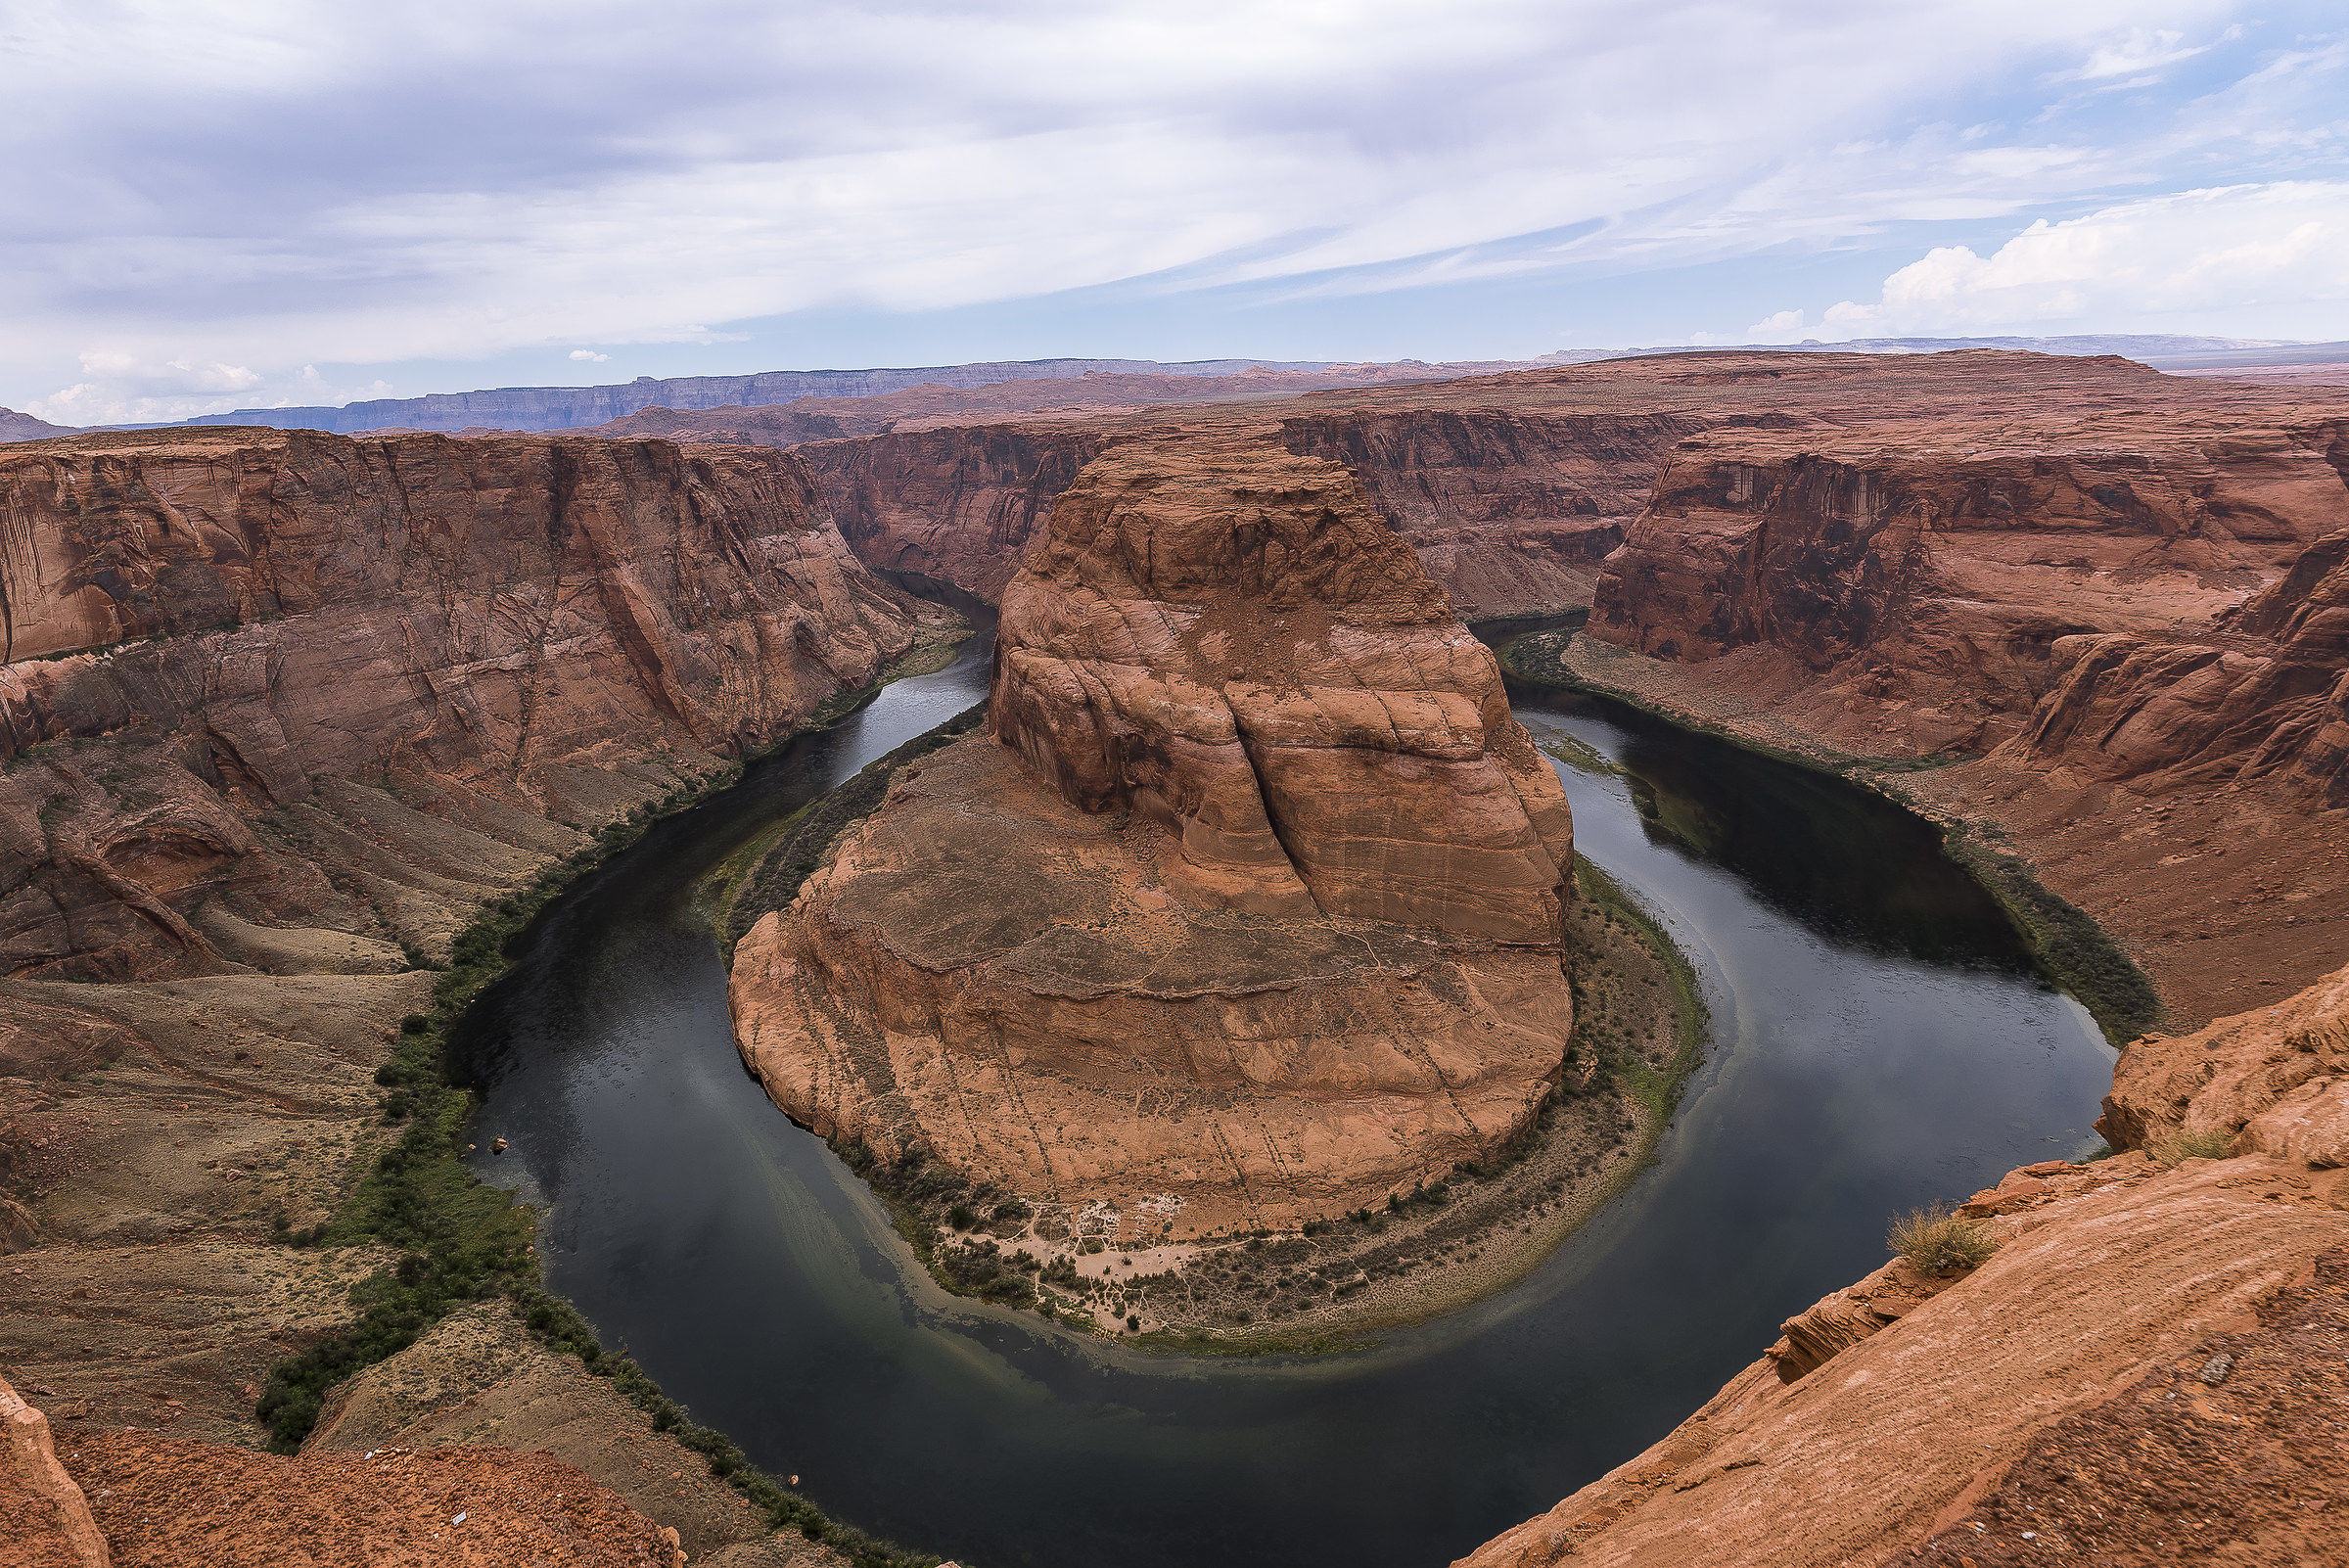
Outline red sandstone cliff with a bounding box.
[798,424,1107,602]
[1460,965,2349,1568]
[0,425,933,1556]
[729,433,1575,1235]
[0,428,927,980]
[1277,408,1705,618]
[799,403,1697,621]
[1460,355,2349,1568]
[1585,395,2349,772]
[798,350,2349,635]
[2012,511,2349,803]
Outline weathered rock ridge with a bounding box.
[1460,963,2349,1568]
[1587,389,2349,784]
[2013,515,2349,803]
[799,349,2349,633]
[1276,407,1705,618]
[0,424,937,1558]
[730,435,1576,1235]
[800,402,1702,620]
[0,427,927,979]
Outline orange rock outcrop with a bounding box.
[3,1373,110,1568]
[729,435,1575,1235]
[1459,965,2349,1568]
[59,1427,685,1567]
[1584,369,2349,778]
[0,427,929,979]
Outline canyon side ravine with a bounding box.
[4,348,2349,1566]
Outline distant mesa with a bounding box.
[0,406,71,442]
[107,357,1348,436]
[15,335,2336,447]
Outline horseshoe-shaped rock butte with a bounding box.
[726,433,1576,1237]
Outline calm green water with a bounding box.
[458,631,2110,1568]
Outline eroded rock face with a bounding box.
[2100,962,2349,1156]
[0,425,936,1484]
[2,1373,111,1568]
[0,428,927,979]
[1278,408,1704,619]
[799,425,1109,602]
[1460,960,2349,1568]
[1585,394,2349,781]
[730,435,1575,1235]
[2013,521,2349,802]
[802,403,1705,621]
[991,437,1574,938]
[1593,427,2346,693]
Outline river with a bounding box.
[458,630,2111,1568]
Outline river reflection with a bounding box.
[459,629,2110,1568]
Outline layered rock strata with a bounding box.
[0,427,926,979]
[797,349,2349,632]
[731,436,1575,1235]
[799,424,1107,603]
[1586,403,2349,769]
[2012,520,2349,803]
[0,426,933,1546]
[1460,964,2349,1568]
[1277,408,1703,618]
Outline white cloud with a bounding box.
[1818,181,2349,337]
[1745,308,1806,340]
[2062,26,2215,81]
[4,0,2336,414]
[31,356,387,425]
[569,348,610,362]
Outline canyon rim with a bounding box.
[13,8,2349,1560]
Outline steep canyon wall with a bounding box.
[0,425,935,1559]
[0,428,926,980]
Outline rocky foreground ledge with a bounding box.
[730,431,1586,1270]
[1458,918,2349,1568]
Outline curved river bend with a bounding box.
[459,633,2111,1568]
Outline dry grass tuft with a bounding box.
[2147,1125,2236,1166]
[1888,1202,2000,1276]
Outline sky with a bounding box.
[4,1,2347,423]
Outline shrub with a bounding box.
[1888,1203,1999,1275]
[2148,1125,2235,1166]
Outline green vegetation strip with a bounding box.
[1497,629,2160,1045]
[254,677,946,1568]
[711,702,987,946]
[1570,858,1708,1123]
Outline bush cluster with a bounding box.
[1887,1202,2000,1275]
[2148,1125,2236,1166]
